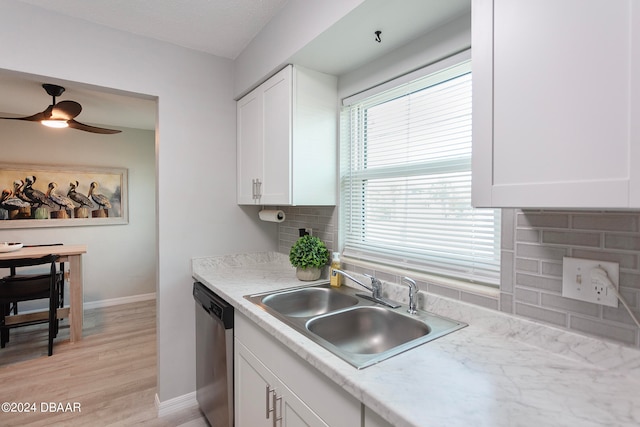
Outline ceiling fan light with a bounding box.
[41,119,69,128]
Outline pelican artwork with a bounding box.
[67,181,93,208]
[13,180,30,204]
[1,188,30,211]
[1,188,31,219]
[88,181,111,217]
[5,183,32,219]
[47,182,76,218]
[68,181,93,218]
[23,176,56,211]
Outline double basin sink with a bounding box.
[245,283,467,369]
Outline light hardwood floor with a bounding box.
[0,300,208,426]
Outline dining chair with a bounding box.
[6,244,65,315]
[0,254,60,356]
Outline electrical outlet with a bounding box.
[562,257,619,307]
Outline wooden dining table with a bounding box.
[0,244,87,342]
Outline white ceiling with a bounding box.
[291,0,471,76]
[1,0,470,131]
[16,0,290,60]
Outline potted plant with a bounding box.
[289,235,330,281]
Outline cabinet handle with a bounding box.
[255,179,262,199]
[266,385,274,419]
[272,389,282,427]
[252,179,262,200]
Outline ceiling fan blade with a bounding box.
[0,105,54,122]
[0,113,46,122]
[67,119,121,134]
[52,100,82,120]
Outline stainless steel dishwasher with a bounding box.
[193,281,234,427]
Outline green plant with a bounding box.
[289,235,330,269]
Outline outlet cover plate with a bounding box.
[562,257,619,307]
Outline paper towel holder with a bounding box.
[258,208,286,223]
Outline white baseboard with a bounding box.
[155,391,199,417]
[83,292,156,310]
[15,293,156,314]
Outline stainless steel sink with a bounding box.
[246,283,466,369]
[306,306,430,354]
[262,286,359,317]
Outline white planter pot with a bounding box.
[296,267,321,281]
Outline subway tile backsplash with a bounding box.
[507,209,640,348]
[277,207,640,349]
[276,206,337,255]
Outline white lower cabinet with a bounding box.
[236,340,328,427]
[235,313,361,427]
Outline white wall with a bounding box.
[233,0,364,97]
[337,12,471,99]
[0,121,156,302]
[0,0,277,403]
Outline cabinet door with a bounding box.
[280,391,329,427]
[235,340,329,427]
[237,87,264,204]
[261,66,293,205]
[472,0,639,208]
[236,65,337,206]
[235,340,273,427]
[236,313,361,427]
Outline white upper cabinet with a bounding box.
[237,65,337,206]
[472,0,640,208]
[237,87,264,204]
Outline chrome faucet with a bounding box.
[402,276,418,314]
[331,269,400,308]
[331,268,372,292]
[367,274,383,299]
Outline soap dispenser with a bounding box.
[330,252,342,287]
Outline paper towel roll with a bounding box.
[259,209,286,223]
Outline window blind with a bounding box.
[340,60,501,285]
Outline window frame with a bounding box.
[339,51,501,287]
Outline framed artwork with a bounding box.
[0,163,128,228]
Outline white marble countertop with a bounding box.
[192,252,640,427]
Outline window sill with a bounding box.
[341,256,500,299]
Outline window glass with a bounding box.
[340,60,501,285]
